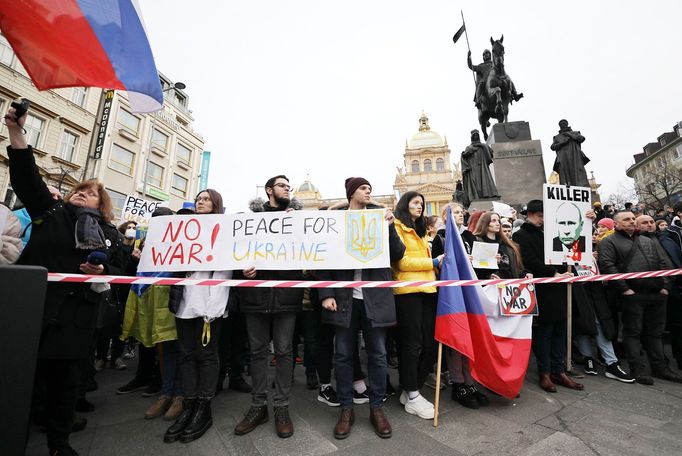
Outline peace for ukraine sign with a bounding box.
[137,210,389,272]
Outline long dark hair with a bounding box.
[473,212,524,273]
[395,191,427,237]
[195,188,224,214]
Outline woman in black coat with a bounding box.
[7,107,123,456]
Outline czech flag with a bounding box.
[0,0,163,113]
[435,208,533,398]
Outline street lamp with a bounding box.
[141,81,186,201]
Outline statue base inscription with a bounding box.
[487,121,546,207]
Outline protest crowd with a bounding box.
[2,106,682,456]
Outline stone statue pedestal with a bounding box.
[467,198,502,212]
[487,121,546,207]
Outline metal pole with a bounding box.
[461,10,477,87]
[566,281,573,372]
[141,115,156,199]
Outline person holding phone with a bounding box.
[6,103,124,456]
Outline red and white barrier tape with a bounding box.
[46,269,682,288]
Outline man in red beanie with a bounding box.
[318,177,405,440]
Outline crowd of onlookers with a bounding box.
[2,105,682,455]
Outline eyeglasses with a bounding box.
[273,183,292,191]
[195,196,212,203]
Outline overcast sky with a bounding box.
[138,0,682,211]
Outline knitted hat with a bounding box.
[345,177,371,201]
[597,218,614,230]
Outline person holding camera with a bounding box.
[6,103,124,456]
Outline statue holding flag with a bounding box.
[468,50,492,109]
[453,15,524,140]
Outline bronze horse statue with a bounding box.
[477,35,523,140]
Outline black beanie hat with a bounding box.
[345,177,371,201]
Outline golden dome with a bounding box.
[408,111,445,149]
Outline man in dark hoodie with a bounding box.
[234,175,303,439]
[318,177,405,440]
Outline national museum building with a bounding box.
[294,112,461,215]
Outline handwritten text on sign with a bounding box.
[498,283,538,316]
[137,210,390,272]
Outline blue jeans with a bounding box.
[161,340,181,396]
[532,321,566,375]
[334,299,387,408]
[575,319,618,365]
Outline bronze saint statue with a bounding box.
[471,36,523,140]
[461,129,499,207]
[550,119,590,187]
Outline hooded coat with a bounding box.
[235,197,305,313]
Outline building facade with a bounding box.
[0,33,101,207]
[393,112,460,216]
[626,124,682,208]
[294,112,460,214]
[87,76,205,220]
[0,33,206,221]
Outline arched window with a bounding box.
[424,159,432,172]
[436,158,445,171]
[411,160,420,173]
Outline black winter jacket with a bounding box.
[318,206,405,328]
[598,229,669,294]
[235,197,304,313]
[9,147,124,359]
[512,222,569,325]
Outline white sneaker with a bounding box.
[399,390,408,405]
[94,359,105,372]
[113,357,127,370]
[404,394,435,420]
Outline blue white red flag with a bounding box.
[435,208,533,398]
[0,0,163,113]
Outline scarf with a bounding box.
[72,206,106,250]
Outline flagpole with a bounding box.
[566,282,573,372]
[433,342,443,427]
[461,10,476,87]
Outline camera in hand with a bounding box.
[86,251,108,265]
[10,98,30,121]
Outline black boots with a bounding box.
[180,397,213,443]
[164,398,195,443]
[164,398,214,443]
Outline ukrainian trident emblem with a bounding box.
[345,210,384,262]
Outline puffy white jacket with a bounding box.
[175,270,232,320]
[0,205,23,264]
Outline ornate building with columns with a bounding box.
[393,112,460,216]
[293,112,460,214]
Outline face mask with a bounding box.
[125,228,136,239]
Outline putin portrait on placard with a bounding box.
[552,202,586,254]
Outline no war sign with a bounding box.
[498,283,538,316]
[137,210,390,272]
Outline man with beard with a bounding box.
[234,175,304,439]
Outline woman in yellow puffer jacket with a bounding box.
[391,191,444,421]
